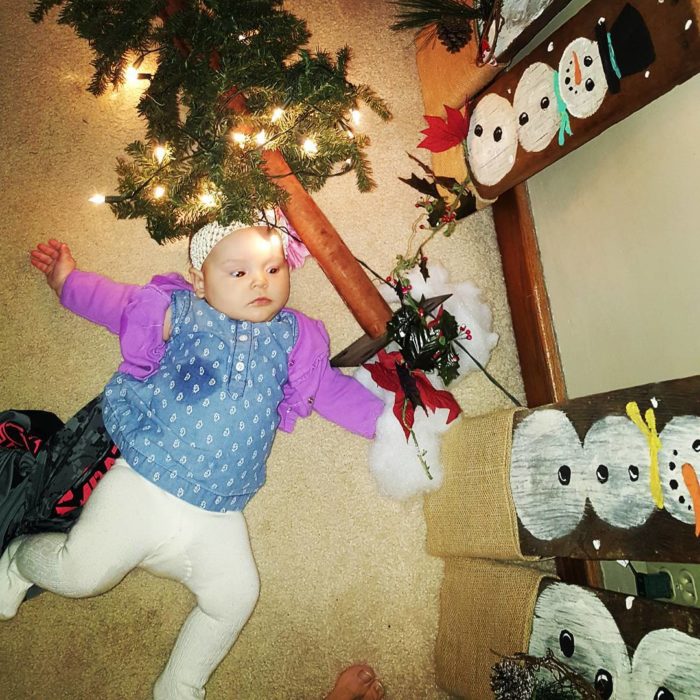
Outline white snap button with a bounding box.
[238,334,249,341]
[235,362,245,371]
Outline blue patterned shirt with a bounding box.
[102,290,298,511]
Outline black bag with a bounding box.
[0,409,64,553]
[0,397,119,555]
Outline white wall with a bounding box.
[527,60,700,398]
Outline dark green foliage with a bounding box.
[389,0,482,31]
[386,297,462,385]
[32,0,391,242]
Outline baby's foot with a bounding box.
[325,665,385,700]
[0,536,33,620]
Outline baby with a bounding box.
[1,221,384,700]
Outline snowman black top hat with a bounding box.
[595,3,655,94]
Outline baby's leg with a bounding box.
[147,508,259,700]
[0,459,169,619]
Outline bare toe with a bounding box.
[366,680,385,700]
[325,664,376,700]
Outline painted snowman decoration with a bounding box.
[558,3,655,119]
[657,416,700,532]
[467,3,655,185]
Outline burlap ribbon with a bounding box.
[424,407,537,560]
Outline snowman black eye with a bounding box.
[585,78,595,92]
[628,465,639,481]
[654,688,674,700]
[540,96,550,109]
[670,479,679,490]
[519,112,529,126]
[559,629,575,657]
[584,55,593,67]
[692,439,700,451]
[596,464,609,484]
[474,124,483,137]
[594,669,613,699]
[558,465,571,486]
[493,126,503,142]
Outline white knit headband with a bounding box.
[189,219,271,270]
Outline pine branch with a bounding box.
[390,0,482,31]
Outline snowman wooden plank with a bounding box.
[464,0,700,199]
[512,374,700,561]
[436,559,700,699]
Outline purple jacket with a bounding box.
[60,270,383,439]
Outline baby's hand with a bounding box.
[30,239,77,297]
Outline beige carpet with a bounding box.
[0,1,525,698]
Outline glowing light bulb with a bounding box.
[89,194,106,204]
[255,130,267,146]
[153,185,166,199]
[350,109,361,125]
[271,107,284,123]
[125,66,139,85]
[232,132,247,147]
[199,193,216,207]
[302,138,318,156]
[154,145,167,163]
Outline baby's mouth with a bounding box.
[249,296,272,306]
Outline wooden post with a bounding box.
[162,0,393,338]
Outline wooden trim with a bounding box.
[493,183,603,588]
[492,182,566,407]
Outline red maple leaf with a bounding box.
[418,104,469,153]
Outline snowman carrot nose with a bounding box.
[681,462,700,537]
[573,52,583,85]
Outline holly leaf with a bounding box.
[418,251,430,281]
[396,362,425,413]
[427,197,447,226]
[418,105,469,153]
[455,189,478,219]
[398,173,440,198]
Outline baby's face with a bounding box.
[192,226,290,322]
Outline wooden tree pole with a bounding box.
[163,1,393,339]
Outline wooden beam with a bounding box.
[466,0,700,199]
[492,183,566,407]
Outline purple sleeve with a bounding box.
[118,274,191,379]
[59,269,192,379]
[311,362,384,439]
[60,270,139,334]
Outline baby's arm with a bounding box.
[31,238,140,334]
[30,239,76,298]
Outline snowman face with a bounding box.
[657,416,700,526]
[631,629,700,699]
[513,62,561,152]
[558,37,607,118]
[466,93,517,186]
[510,409,587,540]
[529,583,631,699]
[583,416,654,528]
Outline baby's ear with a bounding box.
[190,266,206,298]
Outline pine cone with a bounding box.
[490,659,536,700]
[436,19,472,53]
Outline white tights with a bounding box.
[0,459,260,700]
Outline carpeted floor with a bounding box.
[0,1,525,698]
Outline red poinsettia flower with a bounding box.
[418,104,469,153]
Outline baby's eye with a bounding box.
[268,266,280,274]
[231,271,245,278]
